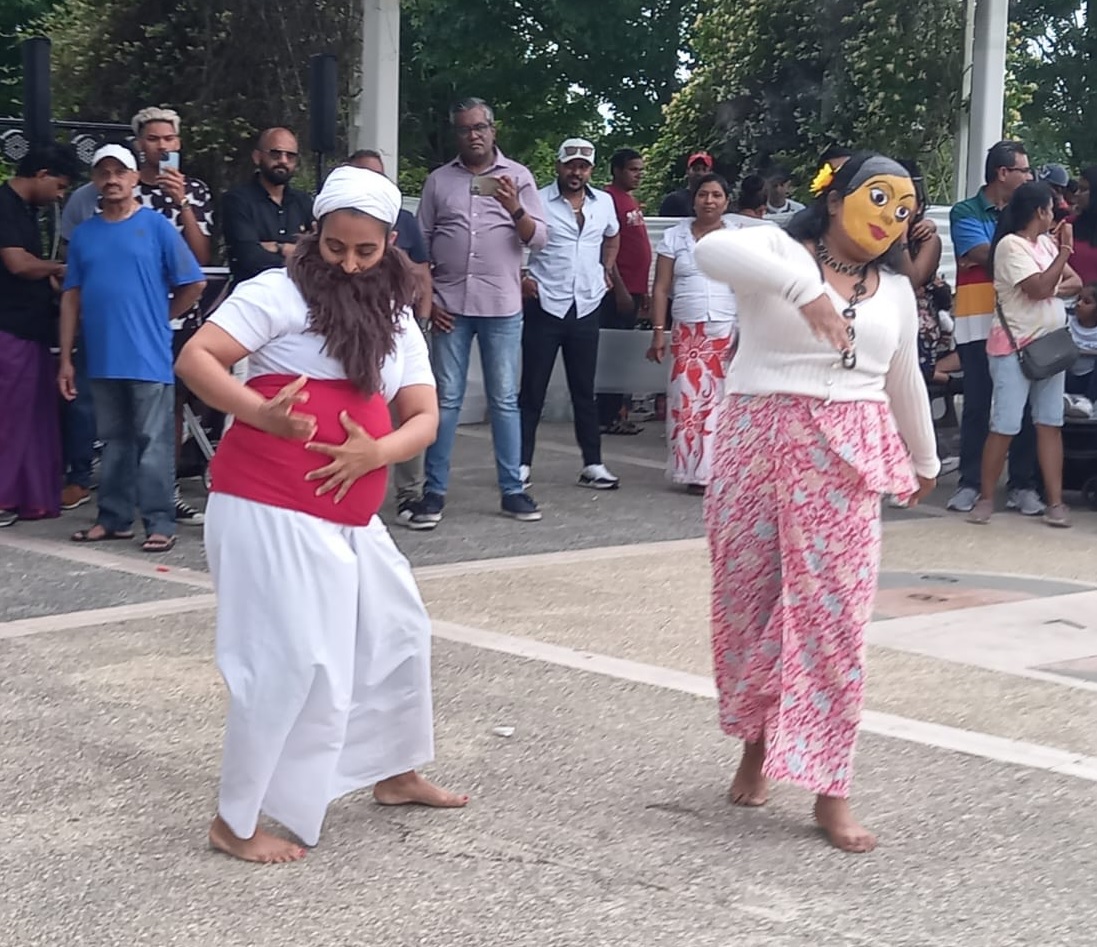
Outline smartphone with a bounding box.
[159,151,180,173]
[470,175,500,197]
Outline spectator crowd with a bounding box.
[2,98,1095,546]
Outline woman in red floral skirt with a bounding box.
[647,174,770,492]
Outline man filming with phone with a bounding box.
[407,96,548,528]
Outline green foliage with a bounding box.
[0,0,58,115]
[642,0,963,206]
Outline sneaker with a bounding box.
[501,492,542,521]
[967,497,994,525]
[415,491,446,524]
[174,485,205,526]
[578,464,620,490]
[61,484,91,511]
[1044,503,1072,528]
[395,498,440,531]
[886,494,909,509]
[1006,488,1046,516]
[519,465,532,490]
[946,485,979,512]
[938,456,960,476]
[0,509,17,528]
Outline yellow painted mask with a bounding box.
[839,160,917,256]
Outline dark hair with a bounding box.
[692,172,730,202]
[898,159,928,220]
[1072,166,1097,245]
[984,140,1027,186]
[288,218,418,395]
[346,149,383,164]
[610,148,642,172]
[738,174,767,211]
[819,144,853,165]
[16,141,81,180]
[988,181,1055,274]
[767,169,792,186]
[786,151,910,270]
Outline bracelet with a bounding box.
[653,326,666,333]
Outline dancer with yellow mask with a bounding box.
[694,153,939,853]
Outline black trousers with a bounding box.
[520,299,602,468]
[596,293,642,426]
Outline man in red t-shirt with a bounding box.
[599,148,653,434]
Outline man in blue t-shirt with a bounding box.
[57,144,206,553]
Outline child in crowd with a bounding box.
[1066,282,1097,401]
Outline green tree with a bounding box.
[643,0,964,206]
[0,0,58,116]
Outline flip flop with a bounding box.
[141,535,177,553]
[71,528,135,543]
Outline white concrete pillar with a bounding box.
[355,0,400,178]
[964,0,1009,197]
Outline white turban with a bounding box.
[313,166,402,227]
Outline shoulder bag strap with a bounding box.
[994,300,1023,355]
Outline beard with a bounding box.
[259,164,293,186]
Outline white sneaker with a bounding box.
[519,465,532,489]
[938,456,960,476]
[578,464,620,490]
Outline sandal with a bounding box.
[602,419,644,436]
[71,527,135,543]
[141,535,177,553]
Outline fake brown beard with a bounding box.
[288,235,418,394]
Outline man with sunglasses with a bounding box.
[948,139,1042,516]
[221,127,314,284]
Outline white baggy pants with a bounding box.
[204,492,435,846]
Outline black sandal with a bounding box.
[602,419,644,436]
[71,527,135,543]
[141,535,177,553]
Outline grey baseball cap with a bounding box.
[1037,163,1070,188]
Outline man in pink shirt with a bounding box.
[407,97,547,527]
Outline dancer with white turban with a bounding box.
[176,166,467,864]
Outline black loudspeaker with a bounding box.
[308,54,338,155]
[22,37,51,144]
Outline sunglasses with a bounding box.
[264,149,299,161]
[561,144,594,158]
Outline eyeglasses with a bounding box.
[264,149,299,161]
[560,144,594,158]
[1008,166,1034,177]
[454,122,493,138]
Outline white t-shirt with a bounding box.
[991,233,1066,353]
[209,268,434,402]
[657,219,740,324]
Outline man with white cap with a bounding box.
[519,137,622,490]
[176,165,467,864]
[58,144,206,554]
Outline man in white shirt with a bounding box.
[765,170,805,217]
[519,138,622,490]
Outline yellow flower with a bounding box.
[810,162,836,196]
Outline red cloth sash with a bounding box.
[210,374,392,526]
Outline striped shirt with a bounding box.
[949,188,1000,344]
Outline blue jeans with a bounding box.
[956,341,1037,491]
[62,339,97,488]
[90,379,176,537]
[424,313,524,497]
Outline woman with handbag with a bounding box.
[969,181,1082,527]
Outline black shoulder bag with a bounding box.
[994,301,1078,381]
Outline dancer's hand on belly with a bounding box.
[254,374,318,441]
[304,411,387,503]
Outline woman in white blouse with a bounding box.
[647,173,750,491]
[694,153,938,854]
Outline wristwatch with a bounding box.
[510,207,526,222]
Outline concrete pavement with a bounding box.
[1,421,1096,945]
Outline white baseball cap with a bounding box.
[557,137,596,166]
[91,143,138,172]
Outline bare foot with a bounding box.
[813,796,877,853]
[208,815,306,864]
[728,739,768,806]
[373,770,470,808]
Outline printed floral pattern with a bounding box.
[703,394,917,797]
[667,321,736,485]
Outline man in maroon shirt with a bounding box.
[599,149,653,434]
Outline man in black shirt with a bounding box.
[0,141,81,528]
[221,127,314,283]
[658,151,713,217]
